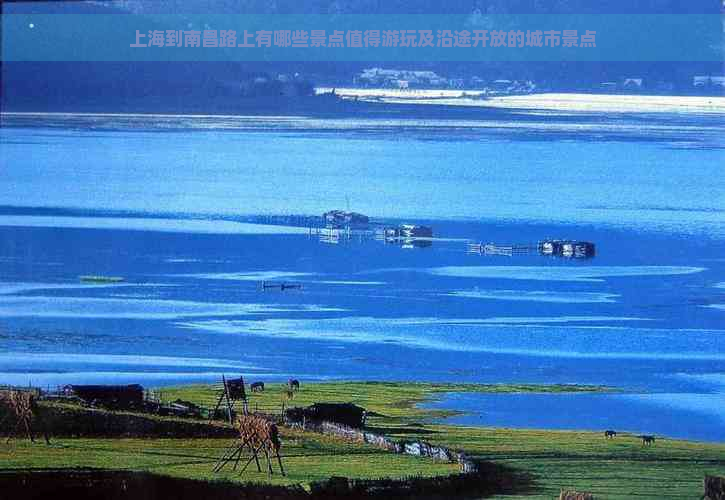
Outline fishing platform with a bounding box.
[468,239,595,259]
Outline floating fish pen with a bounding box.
[467,243,532,257]
[398,224,433,238]
[309,225,373,245]
[380,224,433,248]
[538,240,595,259]
[468,240,595,259]
[401,239,432,249]
[316,226,346,244]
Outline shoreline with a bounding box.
[159,380,725,445]
[316,88,725,114]
[4,90,725,121]
[3,380,723,499]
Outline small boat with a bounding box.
[79,275,125,283]
[260,281,302,291]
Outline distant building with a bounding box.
[323,210,369,228]
[693,75,725,89]
[449,78,465,89]
[492,79,513,89]
[469,76,486,88]
[622,78,644,90]
[488,79,536,95]
[355,68,448,88]
[285,403,367,428]
[63,384,144,409]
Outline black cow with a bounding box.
[288,379,300,391]
[250,381,265,393]
[604,430,617,439]
[641,435,656,446]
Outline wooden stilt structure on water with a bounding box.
[468,239,595,259]
[213,414,285,476]
[468,242,533,257]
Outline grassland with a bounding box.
[160,381,611,424]
[413,426,725,499]
[0,430,456,487]
[2,381,723,499]
[162,381,725,499]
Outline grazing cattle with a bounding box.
[640,435,656,446]
[288,379,300,391]
[250,382,265,393]
[604,430,617,439]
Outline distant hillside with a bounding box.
[2,0,722,113]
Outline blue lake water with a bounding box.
[1,110,724,441]
[423,388,725,443]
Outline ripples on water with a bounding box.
[1,110,724,440]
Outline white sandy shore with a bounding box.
[316,87,725,114]
[0,215,311,235]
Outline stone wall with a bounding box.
[287,418,479,473]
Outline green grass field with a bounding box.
[0,430,457,487]
[2,381,723,498]
[161,381,725,498]
[160,381,611,424]
[409,426,725,499]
